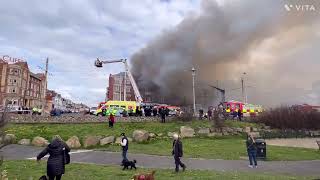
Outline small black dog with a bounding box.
[39,175,48,180]
[122,160,137,170]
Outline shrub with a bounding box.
[255,106,320,130]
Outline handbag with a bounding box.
[63,147,70,165]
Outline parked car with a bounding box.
[89,107,98,115]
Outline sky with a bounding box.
[1,0,319,108]
[0,0,201,106]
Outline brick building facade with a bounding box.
[106,72,135,101]
[0,56,46,108]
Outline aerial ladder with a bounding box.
[94,58,143,103]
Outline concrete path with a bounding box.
[266,138,320,149]
[1,144,320,176]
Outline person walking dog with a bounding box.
[120,133,129,164]
[246,133,258,168]
[37,135,70,180]
[172,134,186,173]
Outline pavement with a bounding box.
[266,138,320,149]
[1,144,320,176]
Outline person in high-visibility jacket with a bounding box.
[105,108,111,116]
[32,107,38,115]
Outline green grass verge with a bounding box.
[1,160,314,180]
[5,121,320,161]
[96,137,320,161]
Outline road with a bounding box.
[1,144,320,176]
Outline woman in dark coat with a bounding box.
[37,136,70,180]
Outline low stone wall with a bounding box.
[5,113,165,124]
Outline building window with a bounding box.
[126,86,131,93]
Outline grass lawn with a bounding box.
[1,160,314,180]
[97,137,320,161]
[5,120,320,161]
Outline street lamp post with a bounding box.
[191,67,196,116]
[241,72,247,103]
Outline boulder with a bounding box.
[115,137,122,144]
[236,128,243,133]
[2,134,17,144]
[4,134,17,144]
[223,127,234,133]
[149,133,156,138]
[66,136,81,149]
[222,132,229,136]
[180,126,195,138]
[100,136,115,145]
[167,132,177,137]
[133,130,149,142]
[128,137,133,142]
[83,136,102,148]
[158,133,163,137]
[32,137,49,147]
[18,139,31,145]
[197,128,210,135]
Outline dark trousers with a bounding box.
[174,156,185,172]
[161,116,166,123]
[122,149,128,162]
[109,120,114,128]
[49,175,62,180]
[248,150,257,166]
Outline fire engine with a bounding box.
[224,100,263,117]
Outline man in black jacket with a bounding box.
[172,134,186,172]
[120,133,129,164]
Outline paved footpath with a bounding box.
[1,144,320,176]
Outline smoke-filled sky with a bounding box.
[0,0,319,107]
[131,0,320,107]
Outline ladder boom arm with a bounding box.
[96,58,143,103]
[124,61,143,103]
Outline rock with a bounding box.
[197,128,210,135]
[100,136,115,145]
[18,139,31,145]
[83,136,102,148]
[158,133,163,137]
[128,137,133,142]
[167,132,177,137]
[32,137,49,147]
[222,132,229,136]
[244,127,251,133]
[115,137,122,144]
[252,128,258,132]
[66,136,81,149]
[180,126,195,138]
[223,127,234,133]
[149,133,156,138]
[236,128,243,133]
[3,134,17,144]
[133,130,150,142]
